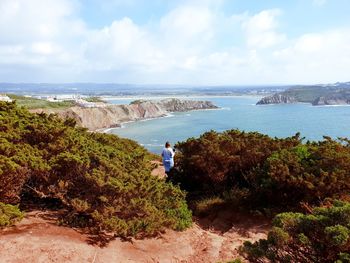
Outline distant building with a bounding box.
[32,94,80,102]
[75,99,97,108]
[46,96,64,102]
[0,94,12,102]
[74,98,107,108]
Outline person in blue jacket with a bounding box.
[161,141,175,175]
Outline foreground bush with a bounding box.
[173,130,300,194]
[0,202,24,227]
[0,102,192,236]
[241,200,350,262]
[173,130,350,209]
[247,139,350,207]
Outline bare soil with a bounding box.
[0,209,268,263]
[0,163,269,263]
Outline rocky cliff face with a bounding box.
[312,94,350,105]
[31,98,217,131]
[256,94,297,105]
[257,82,350,106]
[156,98,217,112]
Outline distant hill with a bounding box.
[0,83,285,96]
[257,82,350,105]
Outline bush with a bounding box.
[0,202,24,227]
[241,200,350,262]
[0,101,192,236]
[173,130,300,193]
[173,130,350,209]
[249,139,350,206]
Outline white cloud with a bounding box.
[241,9,286,49]
[31,42,57,55]
[273,28,350,83]
[0,0,78,43]
[0,0,348,84]
[160,5,214,42]
[85,17,162,71]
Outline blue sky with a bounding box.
[0,0,349,85]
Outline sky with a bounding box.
[0,0,349,85]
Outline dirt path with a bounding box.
[0,208,268,263]
[150,160,166,178]
[0,164,269,262]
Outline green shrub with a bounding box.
[336,253,350,263]
[0,101,192,237]
[173,130,300,193]
[173,129,350,209]
[0,202,24,227]
[241,200,350,262]
[193,196,225,216]
[250,138,350,206]
[85,97,106,103]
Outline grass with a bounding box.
[85,97,106,103]
[193,196,225,216]
[282,85,339,103]
[8,94,75,109]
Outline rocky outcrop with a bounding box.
[256,94,297,105]
[257,82,350,105]
[312,94,350,105]
[156,98,217,112]
[31,99,217,131]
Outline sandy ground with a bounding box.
[0,163,269,263]
[0,210,268,263]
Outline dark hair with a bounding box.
[165,141,171,148]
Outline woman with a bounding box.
[161,141,175,175]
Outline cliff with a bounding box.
[257,81,350,105]
[31,98,217,130]
[256,94,297,105]
[312,92,350,105]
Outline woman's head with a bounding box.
[165,141,171,148]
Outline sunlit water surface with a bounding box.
[107,96,350,153]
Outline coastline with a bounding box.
[98,106,223,134]
[29,98,219,133]
[97,113,171,133]
[102,94,265,101]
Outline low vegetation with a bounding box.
[172,129,350,261]
[85,96,106,103]
[172,130,350,209]
[192,196,225,216]
[0,202,24,227]
[0,101,192,236]
[242,200,350,262]
[8,94,75,109]
[130,99,145,104]
[1,100,350,260]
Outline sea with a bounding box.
[106,96,350,154]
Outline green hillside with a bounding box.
[7,94,75,109]
[257,82,350,105]
[282,85,334,102]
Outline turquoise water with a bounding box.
[108,96,350,154]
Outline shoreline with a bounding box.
[98,106,224,134]
[97,113,171,133]
[102,94,265,101]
